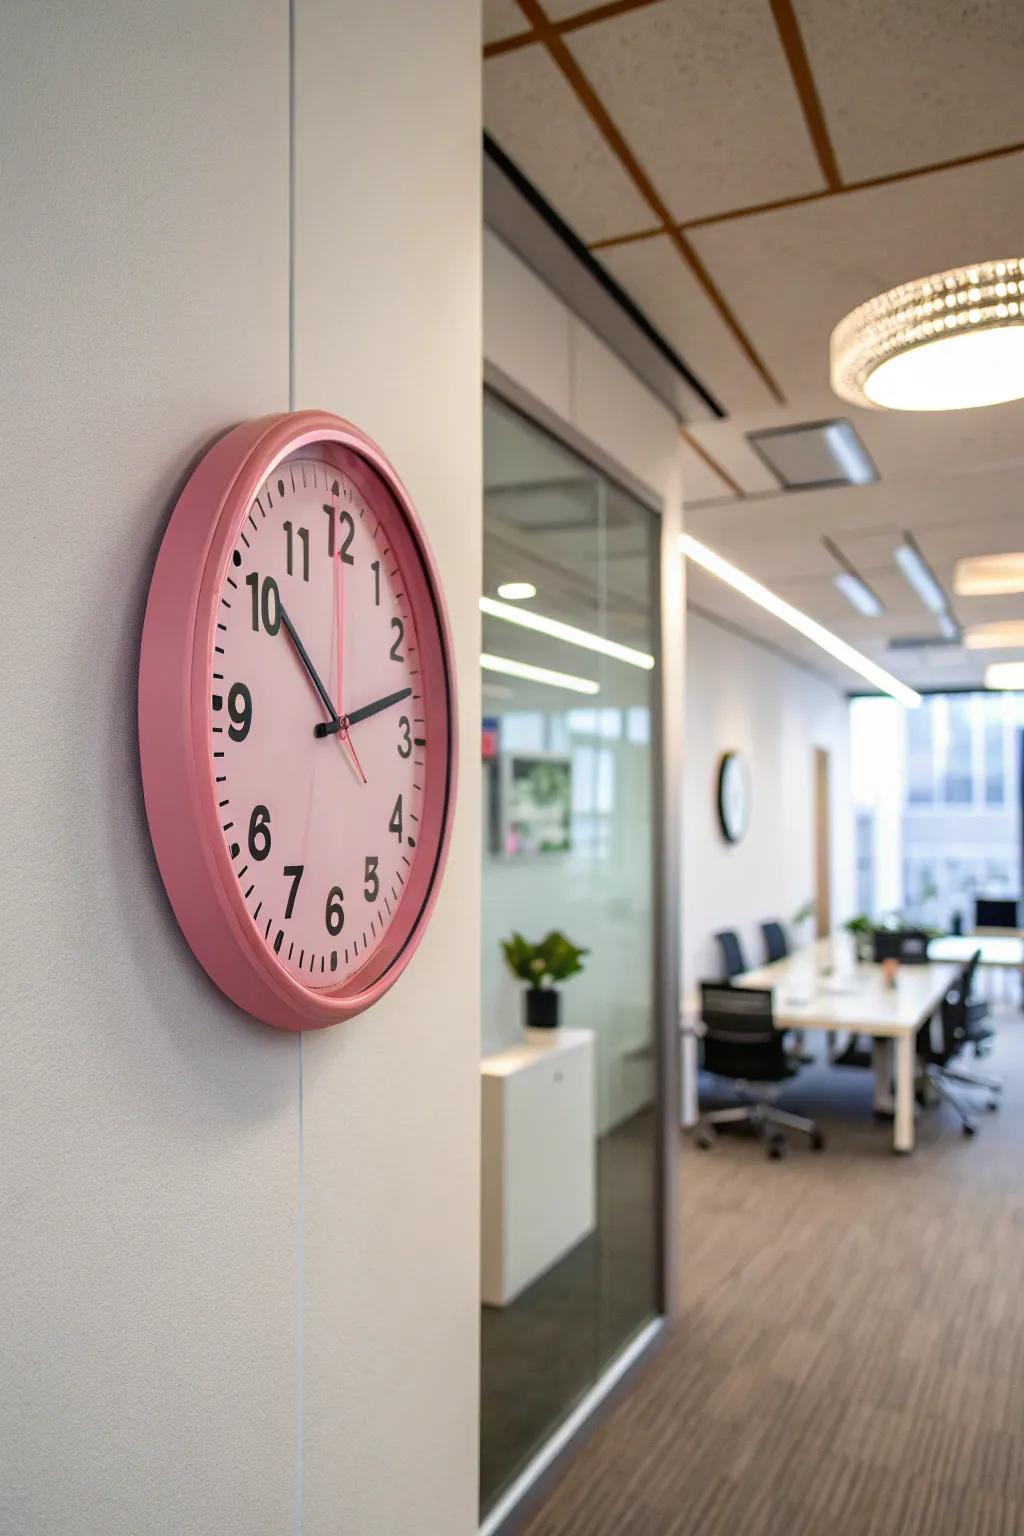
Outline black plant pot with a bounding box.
[525,988,560,1030]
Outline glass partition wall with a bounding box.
[479,395,662,1520]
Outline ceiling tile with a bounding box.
[795,0,1024,183]
[484,0,529,45]
[566,0,825,223]
[485,43,652,242]
[689,151,1024,402]
[598,233,778,412]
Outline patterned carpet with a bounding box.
[520,1004,1024,1536]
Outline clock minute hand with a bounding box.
[314,685,413,738]
[280,606,340,728]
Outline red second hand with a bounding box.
[334,535,367,785]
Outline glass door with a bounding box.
[479,394,661,1519]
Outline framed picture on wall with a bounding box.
[501,753,573,855]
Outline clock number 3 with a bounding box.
[397,715,412,758]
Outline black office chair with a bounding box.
[695,982,824,1159]
[715,929,748,980]
[761,920,789,964]
[917,955,1001,1136]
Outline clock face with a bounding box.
[139,413,456,1031]
[718,751,750,843]
[214,452,434,989]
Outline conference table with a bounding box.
[682,935,960,1153]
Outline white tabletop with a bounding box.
[731,934,958,1038]
[929,934,1024,967]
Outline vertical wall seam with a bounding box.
[289,6,303,1531]
[288,0,297,415]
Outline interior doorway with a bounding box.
[814,746,832,937]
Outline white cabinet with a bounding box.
[480,1028,596,1308]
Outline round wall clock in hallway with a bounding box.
[139,411,457,1030]
[717,750,751,844]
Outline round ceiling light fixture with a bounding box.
[830,258,1024,411]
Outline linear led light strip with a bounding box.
[480,653,599,695]
[679,534,922,708]
[480,596,655,670]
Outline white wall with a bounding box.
[1,3,480,1533]
[683,610,855,989]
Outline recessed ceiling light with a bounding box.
[679,534,921,707]
[964,621,1024,651]
[480,653,599,695]
[831,259,1024,411]
[480,596,654,670]
[495,582,536,601]
[749,419,877,488]
[985,661,1024,690]
[954,552,1024,596]
[893,535,959,640]
[833,572,884,618]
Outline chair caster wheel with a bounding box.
[695,1134,713,1150]
[767,1136,786,1160]
[962,1122,976,1138]
[810,1132,825,1151]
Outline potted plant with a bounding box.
[501,930,588,1034]
[844,913,875,963]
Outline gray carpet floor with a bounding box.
[520,1003,1024,1536]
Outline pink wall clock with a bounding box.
[139,411,457,1031]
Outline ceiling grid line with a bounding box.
[680,429,745,499]
[512,0,787,405]
[590,140,1024,250]
[483,0,664,58]
[766,0,842,191]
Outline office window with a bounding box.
[852,689,1024,929]
[941,695,973,804]
[906,699,934,804]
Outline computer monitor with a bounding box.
[974,897,1019,931]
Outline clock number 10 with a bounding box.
[246,573,281,636]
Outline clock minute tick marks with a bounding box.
[232,551,242,568]
[244,884,254,899]
[229,842,240,858]
[274,930,284,954]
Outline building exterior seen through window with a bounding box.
[852,691,1024,930]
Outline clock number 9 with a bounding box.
[245,573,281,636]
[227,682,252,742]
[248,804,272,862]
[325,886,345,936]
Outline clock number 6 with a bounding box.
[325,886,345,936]
[248,804,272,861]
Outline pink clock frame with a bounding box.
[139,410,457,1031]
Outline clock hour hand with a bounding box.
[280,605,341,729]
[314,686,412,737]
